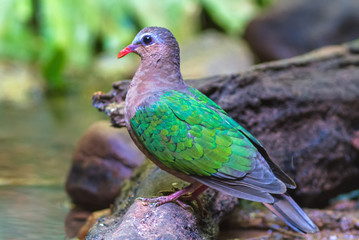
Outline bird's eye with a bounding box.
[141,35,154,46]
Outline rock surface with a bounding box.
[93,41,359,208]
[86,161,237,239]
[219,199,359,239]
[244,0,359,61]
[65,121,145,211]
[85,156,359,239]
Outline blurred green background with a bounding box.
[0,0,272,93]
[0,0,274,239]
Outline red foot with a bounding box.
[137,183,208,211]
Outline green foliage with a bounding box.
[0,0,36,60]
[42,46,66,92]
[202,0,259,35]
[0,0,274,92]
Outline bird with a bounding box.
[117,26,319,234]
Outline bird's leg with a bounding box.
[180,184,208,213]
[137,182,205,208]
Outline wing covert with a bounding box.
[130,90,256,178]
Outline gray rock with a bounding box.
[244,0,359,61]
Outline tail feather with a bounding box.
[264,193,319,234]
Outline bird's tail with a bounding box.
[263,193,319,234]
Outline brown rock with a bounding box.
[65,121,145,210]
[86,161,237,239]
[244,0,359,61]
[352,131,359,150]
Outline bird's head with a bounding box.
[117,27,180,63]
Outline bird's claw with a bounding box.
[175,199,193,210]
[136,197,150,206]
[150,202,161,208]
[136,196,168,207]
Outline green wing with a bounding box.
[131,87,295,201]
[131,88,257,177]
[188,87,296,188]
[186,87,263,148]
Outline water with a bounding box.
[0,186,67,240]
[0,77,110,239]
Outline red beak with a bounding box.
[117,44,138,59]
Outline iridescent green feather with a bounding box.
[130,88,258,177]
[188,87,263,147]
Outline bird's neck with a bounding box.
[131,56,184,92]
[125,56,186,120]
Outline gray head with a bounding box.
[118,27,180,63]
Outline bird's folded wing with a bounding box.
[130,89,293,202]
